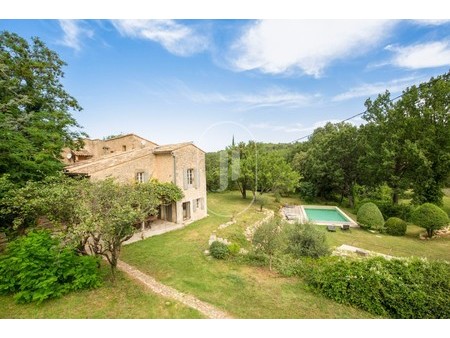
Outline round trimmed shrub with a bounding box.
[209,241,229,259]
[385,217,407,236]
[357,202,385,231]
[411,203,449,238]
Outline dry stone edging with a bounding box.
[117,260,233,319]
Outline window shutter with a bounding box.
[193,199,197,212]
[194,169,200,189]
[144,172,149,183]
[183,169,188,190]
[201,198,205,210]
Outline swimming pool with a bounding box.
[301,206,357,227]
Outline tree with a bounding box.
[252,218,285,270]
[258,152,300,195]
[0,31,85,183]
[1,177,183,280]
[62,179,183,280]
[228,141,258,199]
[411,203,449,238]
[362,72,450,205]
[295,122,362,207]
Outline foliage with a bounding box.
[257,195,269,211]
[284,223,330,258]
[209,241,229,260]
[357,202,385,231]
[252,218,285,270]
[384,217,407,236]
[295,123,362,207]
[227,243,241,256]
[258,152,300,195]
[377,202,413,222]
[274,191,281,203]
[304,256,450,319]
[362,72,450,205]
[297,181,316,202]
[411,203,449,238]
[0,230,101,304]
[0,31,85,183]
[0,177,183,280]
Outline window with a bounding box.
[136,172,145,183]
[196,198,201,209]
[187,168,194,185]
[122,145,127,151]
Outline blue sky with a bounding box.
[1,19,450,151]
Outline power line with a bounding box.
[290,92,406,143]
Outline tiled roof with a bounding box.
[153,142,194,153]
[72,149,93,157]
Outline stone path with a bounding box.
[117,260,233,319]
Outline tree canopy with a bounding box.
[0,31,85,183]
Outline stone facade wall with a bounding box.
[88,151,155,184]
[173,145,207,224]
[154,153,174,184]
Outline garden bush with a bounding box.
[285,223,329,258]
[304,256,450,319]
[0,230,101,304]
[209,241,229,260]
[227,243,241,256]
[298,182,316,202]
[274,191,282,203]
[377,202,413,222]
[384,217,407,236]
[357,202,385,231]
[411,203,449,238]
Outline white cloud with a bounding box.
[230,20,395,77]
[413,19,450,26]
[332,76,424,101]
[111,20,208,56]
[386,41,450,69]
[184,86,317,110]
[58,20,93,51]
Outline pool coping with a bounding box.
[300,205,358,227]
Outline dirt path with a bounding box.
[117,260,233,319]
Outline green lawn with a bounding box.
[0,265,203,319]
[121,191,374,319]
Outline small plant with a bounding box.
[0,230,101,304]
[257,195,269,212]
[209,241,229,260]
[411,203,449,238]
[385,217,407,236]
[228,243,241,256]
[357,202,385,231]
[252,218,285,270]
[274,191,282,203]
[285,223,330,258]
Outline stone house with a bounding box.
[63,134,207,224]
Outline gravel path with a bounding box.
[117,260,233,319]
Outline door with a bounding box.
[182,202,191,221]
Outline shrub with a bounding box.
[209,241,229,260]
[274,191,282,203]
[257,195,269,211]
[252,219,285,270]
[228,243,241,256]
[0,230,101,304]
[298,182,316,202]
[304,256,450,319]
[385,217,407,236]
[285,223,329,259]
[411,203,449,238]
[378,203,413,222]
[357,202,385,231]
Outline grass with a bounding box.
[0,264,203,319]
[121,191,374,319]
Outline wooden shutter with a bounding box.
[193,199,197,212]
[144,172,149,183]
[194,169,200,189]
[201,198,205,210]
[183,169,188,190]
